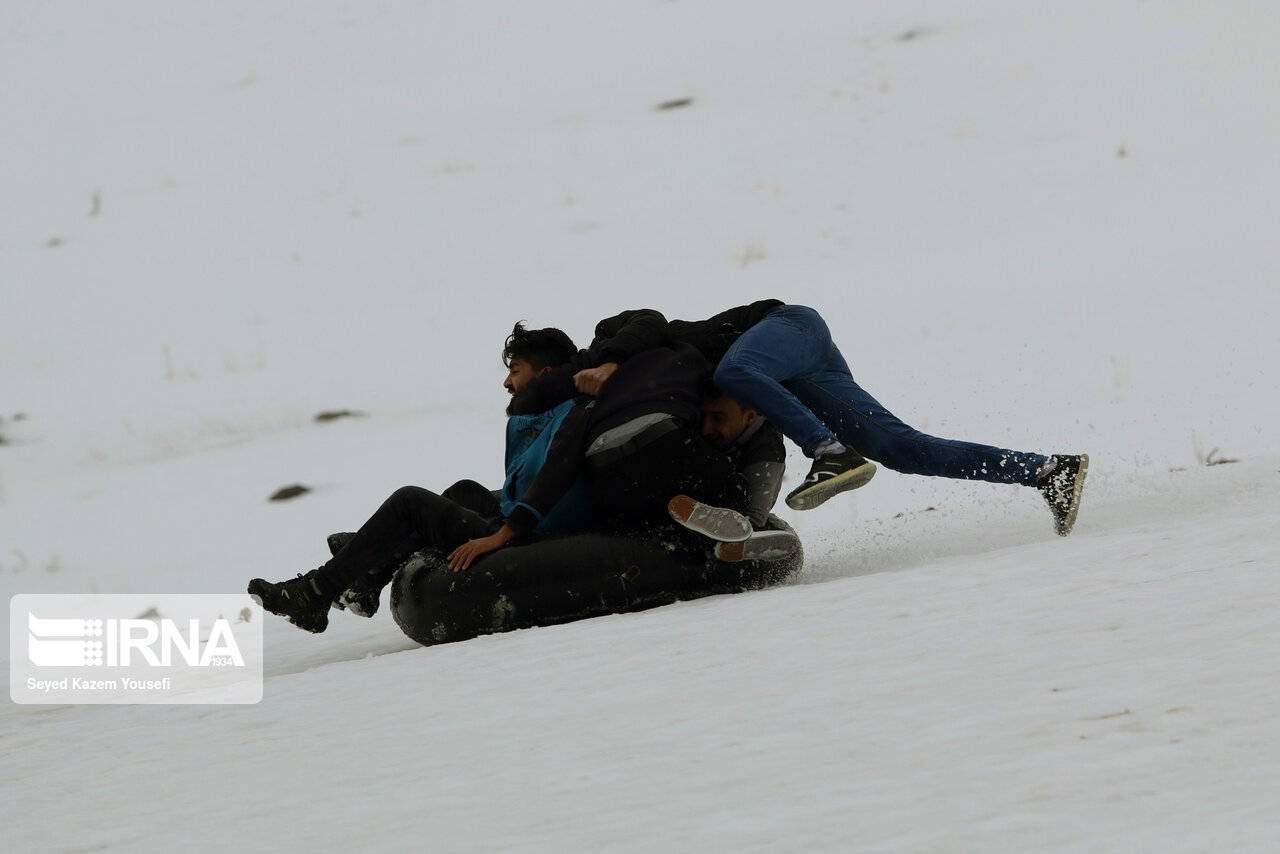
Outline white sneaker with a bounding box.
[714,530,801,563]
[667,495,752,543]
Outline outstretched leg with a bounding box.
[788,353,1047,485]
[716,304,1048,485]
[249,485,500,632]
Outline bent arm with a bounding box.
[736,423,786,529]
[740,460,785,529]
[509,353,588,415]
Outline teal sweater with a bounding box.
[501,399,591,537]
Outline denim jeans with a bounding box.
[714,305,1047,486]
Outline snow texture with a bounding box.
[2,1,1278,851]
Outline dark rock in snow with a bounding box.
[314,409,366,423]
[269,484,311,502]
[657,97,693,111]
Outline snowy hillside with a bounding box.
[3,1,1279,852]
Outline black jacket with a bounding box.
[509,308,669,417]
[585,342,707,439]
[665,299,784,364]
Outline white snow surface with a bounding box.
[3,1,1279,851]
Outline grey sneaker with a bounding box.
[667,495,752,543]
[1037,454,1089,536]
[785,448,877,511]
[714,530,802,563]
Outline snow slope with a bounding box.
[3,1,1278,851]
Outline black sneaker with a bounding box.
[785,449,877,510]
[248,569,331,633]
[667,495,752,543]
[714,530,801,563]
[1037,453,1089,536]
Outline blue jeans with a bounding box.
[714,305,1047,486]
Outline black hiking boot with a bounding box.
[248,569,331,633]
[667,495,752,543]
[785,448,877,511]
[1037,453,1090,536]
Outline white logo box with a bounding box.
[11,594,263,704]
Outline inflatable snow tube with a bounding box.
[389,521,802,646]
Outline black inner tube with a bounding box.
[390,524,803,646]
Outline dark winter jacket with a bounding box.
[594,308,671,364]
[510,308,669,417]
[664,299,784,364]
[584,341,707,439]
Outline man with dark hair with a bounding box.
[248,321,600,633]
[699,384,785,531]
[502,323,578,415]
[678,384,804,563]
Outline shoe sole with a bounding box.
[784,460,877,511]
[714,531,801,563]
[1054,453,1090,536]
[667,495,752,543]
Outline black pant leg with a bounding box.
[321,485,500,592]
[442,479,503,518]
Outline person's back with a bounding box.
[584,342,704,443]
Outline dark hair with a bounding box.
[503,322,577,371]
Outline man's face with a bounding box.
[504,358,548,412]
[702,395,757,449]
